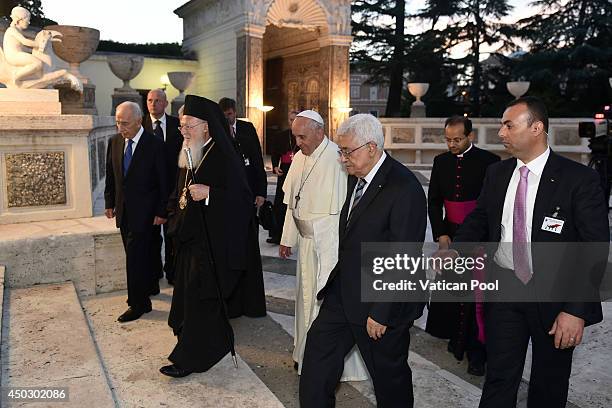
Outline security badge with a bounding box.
[541,206,564,234]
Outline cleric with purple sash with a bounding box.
[426,115,500,376]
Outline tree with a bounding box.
[419,0,515,116]
[1,0,56,27]
[513,0,612,116]
[517,0,612,51]
[352,0,409,117]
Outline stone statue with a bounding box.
[0,6,82,92]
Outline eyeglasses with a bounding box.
[178,122,206,132]
[445,137,467,145]
[337,142,371,158]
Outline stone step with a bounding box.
[0,282,115,407]
[81,285,284,408]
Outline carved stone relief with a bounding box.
[5,151,67,207]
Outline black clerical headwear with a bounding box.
[183,95,245,183]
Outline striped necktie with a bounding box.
[348,178,366,220]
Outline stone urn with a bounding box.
[407,82,429,117]
[44,25,100,83]
[107,55,144,92]
[407,83,429,105]
[107,55,144,115]
[168,72,195,99]
[168,71,195,115]
[43,25,100,114]
[507,81,530,99]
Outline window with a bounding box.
[351,86,361,99]
[369,110,378,117]
[369,86,377,100]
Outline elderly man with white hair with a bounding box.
[299,113,427,407]
[105,101,168,322]
[279,110,369,382]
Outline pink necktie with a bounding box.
[513,166,532,284]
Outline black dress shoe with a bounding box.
[117,305,152,323]
[160,364,193,378]
[467,361,485,376]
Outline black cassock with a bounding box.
[426,145,499,362]
[167,140,251,372]
[226,121,267,318]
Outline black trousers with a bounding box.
[120,212,153,310]
[300,283,414,408]
[152,224,175,280]
[480,301,574,408]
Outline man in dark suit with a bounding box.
[452,96,609,407]
[105,101,168,323]
[299,114,427,407]
[218,97,267,318]
[143,89,183,286]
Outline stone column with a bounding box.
[236,25,266,148]
[318,35,352,140]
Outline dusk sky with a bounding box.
[43,0,535,50]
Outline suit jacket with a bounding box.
[143,114,183,196]
[453,150,609,327]
[318,155,427,327]
[104,131,168,233]
[235,120,267,199]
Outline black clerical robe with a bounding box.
[426,145,500,361]
[167,141,251,372]
[428,145,501,240]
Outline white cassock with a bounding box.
[281,137,369,381]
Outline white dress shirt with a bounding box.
[347,151,387,217]
[494,147,551,269]
[124,126,144,154]
[150,113,167,141]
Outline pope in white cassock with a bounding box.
[279,110,369,381]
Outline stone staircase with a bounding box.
[0,280,285,408]
[0,282,115,407]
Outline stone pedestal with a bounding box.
[56,83,97,115]
[410,104,426,118]
[171,97,185,116]
[0,89,62,115]
[111,90,142,116]
[0,115,111,224]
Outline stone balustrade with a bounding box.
[380,117,592,167]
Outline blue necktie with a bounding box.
[123,139,133,176]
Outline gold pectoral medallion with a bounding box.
[177,141,216,211]
[179,187,189,210]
